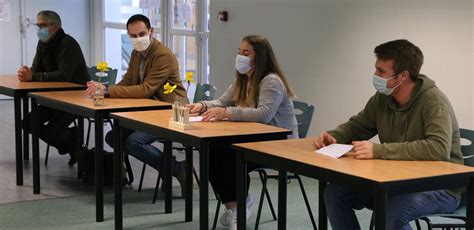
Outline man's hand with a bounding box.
[86,80,105,96]
[346,140,374,159]
[313,132,337,149]
[201,107,226,122]
[17,66,33,82]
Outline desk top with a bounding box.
[111,109,291,139]
[0,75,84,96]
[234,138,474,183]
[29,90,170,111]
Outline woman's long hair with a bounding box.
[232,35,295,106]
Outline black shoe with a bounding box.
[68,150,78,166]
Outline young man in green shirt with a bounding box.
[314,39,463,230]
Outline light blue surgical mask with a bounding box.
[235,54,252,74]
[37,28,50,42]
[372,75,401,95]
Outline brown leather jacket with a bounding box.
[109,38,187,103]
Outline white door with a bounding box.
[22,0,91,66]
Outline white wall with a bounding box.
[0,1,22,74]
[0,0,91,75]
[209,0,474,136]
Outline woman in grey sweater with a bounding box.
[189,35,297,229]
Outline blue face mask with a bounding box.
[372,75,401,95]
[37,28,50,42]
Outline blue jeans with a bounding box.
[125,131,181,177]
[324,183,460,230]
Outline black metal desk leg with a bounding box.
[374,186,387,230]
[22,97,29,160]
[278,170,287,230]
[77,118,84,179]
[199,141,209,229]
[77,117,84,148]
[95,113,104,222]
[164,140,172,213]
[236,151,247,230]
[113,120,123,229]
[185,145,193,221]
[319,181,327,230]
[31,98,40,194]
[14,95,23,185]
[467,177,474,229]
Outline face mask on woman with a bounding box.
[235,54,252,74]
[131,36,151,52]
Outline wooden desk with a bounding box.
[110,109,291,229]
[233,138,474,230]
[0,75,85,186]
[28,90,171,222]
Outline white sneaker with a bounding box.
[227,208,237,230]
[219,194,255,227]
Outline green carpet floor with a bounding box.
[0,176,460,229]
[0,176,360,229]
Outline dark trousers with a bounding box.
[105,128,134,150]
[22,106,77,155]
[209,144,261,203]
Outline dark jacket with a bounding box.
[31,28,89,85]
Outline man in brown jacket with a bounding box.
[86,14,188,195]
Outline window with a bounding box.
[101,0,209,100]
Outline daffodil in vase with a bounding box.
[185,71,196,93]
[163,82,180,121]
[93,61,109,106]
[163,82,177,95]
[164,82,191,129]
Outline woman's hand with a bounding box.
[187,103,203,115]
[202,107,226,122]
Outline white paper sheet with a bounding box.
[315,143,353,158]
[189,116,203,122]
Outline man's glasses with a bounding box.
[34,23,55,30]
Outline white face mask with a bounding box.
[131,36,151,52]
[235,54,252,74]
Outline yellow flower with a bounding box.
[185,72,196,83]
[97,61,109,72]
[163,82,177,94]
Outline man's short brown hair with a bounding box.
[374,39,424,81]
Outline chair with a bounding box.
[134,83,217,203]
[86,66,118,85]
[414,128,474,230]
[193,83,217,103]
[211,100,316,229]
[44,66,118,165]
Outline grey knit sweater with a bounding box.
[201,74,298,139]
